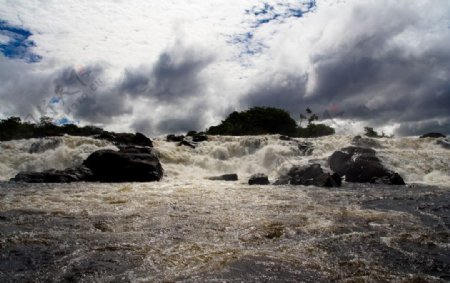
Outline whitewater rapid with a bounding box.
[0,134,449,186]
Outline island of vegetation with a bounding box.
[206,107,335,138]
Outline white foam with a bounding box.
[1,135,449,186]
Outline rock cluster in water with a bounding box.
[329,146,405,185]
[12,133,163,183]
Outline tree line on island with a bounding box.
[1,106,446,141]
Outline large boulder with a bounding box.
[12,166,93,183]
[420,133,446,138]
[274,164,341,187]
[248,173,270,185]
[83,146,163,182]
[328,146,405,185]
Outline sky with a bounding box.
[0,0,449,136]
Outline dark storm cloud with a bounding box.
[119,45,214,102]
[244,3,450,135]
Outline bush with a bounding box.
[297,123,335,138]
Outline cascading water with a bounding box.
[1,134,449,186]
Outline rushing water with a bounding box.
[0,135,449,282]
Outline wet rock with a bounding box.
[436,138,450,150]
[12,166,93,183]
[29,138,61,153]
[208,174,238,181]
[420,133,446,138]
[279,135,292,141]
[248,173,270,185]
[192,135,208,142]
[275,164,341,187]
[166,134,185,142]
[298,142,314,156]
[328,146,405,185]
[351,135,383,148]
[178,140,196,149]
[96,132,153,147]
[83,146,163,182]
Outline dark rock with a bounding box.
[420,133,446,138]
[178,140,196,149]
[436,138,450,150]
[192,135,208,142]
[328,146,405,185]
[248,173,270,185]
[29,138,61,154]
[279,135,292,141]
[275,164,341,187]
[12,166,93,183]
[96,132,153,147]
[83,146,163,182]
[298,142,314,156]
[166,134,185,142]
[351,135,383,148]
[208,174,238,181]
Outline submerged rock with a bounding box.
[275,164,341,187]
[83,146,163,182]
[166,134,185,142]
[298,142,314,156]
[208,174,238,181]
[436,138,450,150]
[29,138,61,154]
[12,166,93,183]
[351,135,383,148]
[192,135,208,142]
[420,133,446,138]
[248,173,270,185]
[328,146,405,185]
[178,140,196,149]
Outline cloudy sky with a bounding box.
[0,0,449,136]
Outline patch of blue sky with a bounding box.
[55,117,78,125]
[0,20,42,63]
[232,1,317,59]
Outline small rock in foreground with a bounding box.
[248,173,270,185]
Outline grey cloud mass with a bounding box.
[1,1,449,136]
[244,1,450,135]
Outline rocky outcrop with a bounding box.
[274,164,341,187]
[96,132,153,147]
[248,173,270,185]
[13,146,163,183]
[420,133,446,138]
[12,166,93,183]
[328,146,405,185]
[208,174,238,181]
[83,146,163,182]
